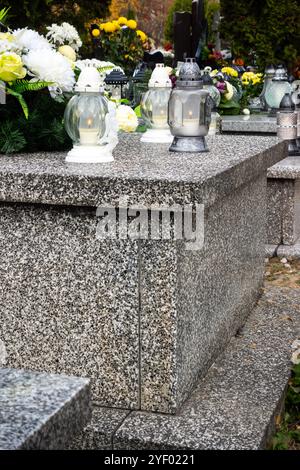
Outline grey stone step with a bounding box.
[0,368,90,449]
[71,287,300,450]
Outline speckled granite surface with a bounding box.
[0,368,90,450]
[113,287,300,450]
[69,407,130,450]
[0,204,140,410]
[0,134,286,413]
[221,115,277,134]
[267,158,300,246]
[268,156,300,179]
[267,180,283,245]
[0,134,285,208]
[140,176,266,412]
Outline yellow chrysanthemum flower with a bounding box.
[102,22,117,33]
[91,28,100,38]
[221,66,238,78]
[127,20,137,30]
[118,17,128,26]
[136,30,147,42]
[242,71,262,85]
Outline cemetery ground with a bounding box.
[265,258,300,450]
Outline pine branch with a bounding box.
[0,121,26,154]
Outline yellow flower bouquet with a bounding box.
[89,17,150,75]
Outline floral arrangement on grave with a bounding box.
[0,16,139,155]
[88,17,150,75]
[208,66,263,115]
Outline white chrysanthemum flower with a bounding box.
[0,33,21,54]
[46,22,82,52]
[291,349,300,365]
[23,48,75,94]
[291,339,300,350]
[0,38,17,53]
[116,105,138,133]
[13,28,52,52]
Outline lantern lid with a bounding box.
[104,69,128,85]
[202,71,213,85]
[264,64,276,76]
[148,64,172,88]
[75,66,103,92]
[132,68,146,82]
[177,58,203,87]
[273,65,288,82]
[279,93,295,111]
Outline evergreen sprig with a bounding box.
[0,121,26,154]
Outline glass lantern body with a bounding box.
[141,87,172,129]
[168,87,211,137]
[259,65,276,110]
[108,84,122,101]
[64,92,108,147]
[265,81,292,111]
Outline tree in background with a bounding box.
[164,0,192,43]
[220,0,300,71]
[109,0,173,45]
[1,1,109,39]
[164,0,220,46]
[109,0,140,19]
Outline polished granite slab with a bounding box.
[221,114,277,134]
[267,157,300,246]
[0,134,285,208]
[68,287,300,450]
[268,156,300,179]
[113,287,300,450]
[0,368,90,449]
[0,134,286,413]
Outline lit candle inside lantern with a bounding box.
[182,111,200,135]
[152,109,168,128]
[79,118,99,145]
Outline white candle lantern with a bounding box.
[265,65,292,116]
[64,66,118,163]
[140,64,173,143]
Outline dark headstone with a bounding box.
[174,12,192,63]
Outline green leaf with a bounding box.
[0,7,10,22]
[6,88,29,119]
[219,99,240,109]
[10,79,52,94]
[134,105,141,117]
[136,124,147,133]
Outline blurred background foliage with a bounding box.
[1,0,299,72]
[220,0,300,71]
